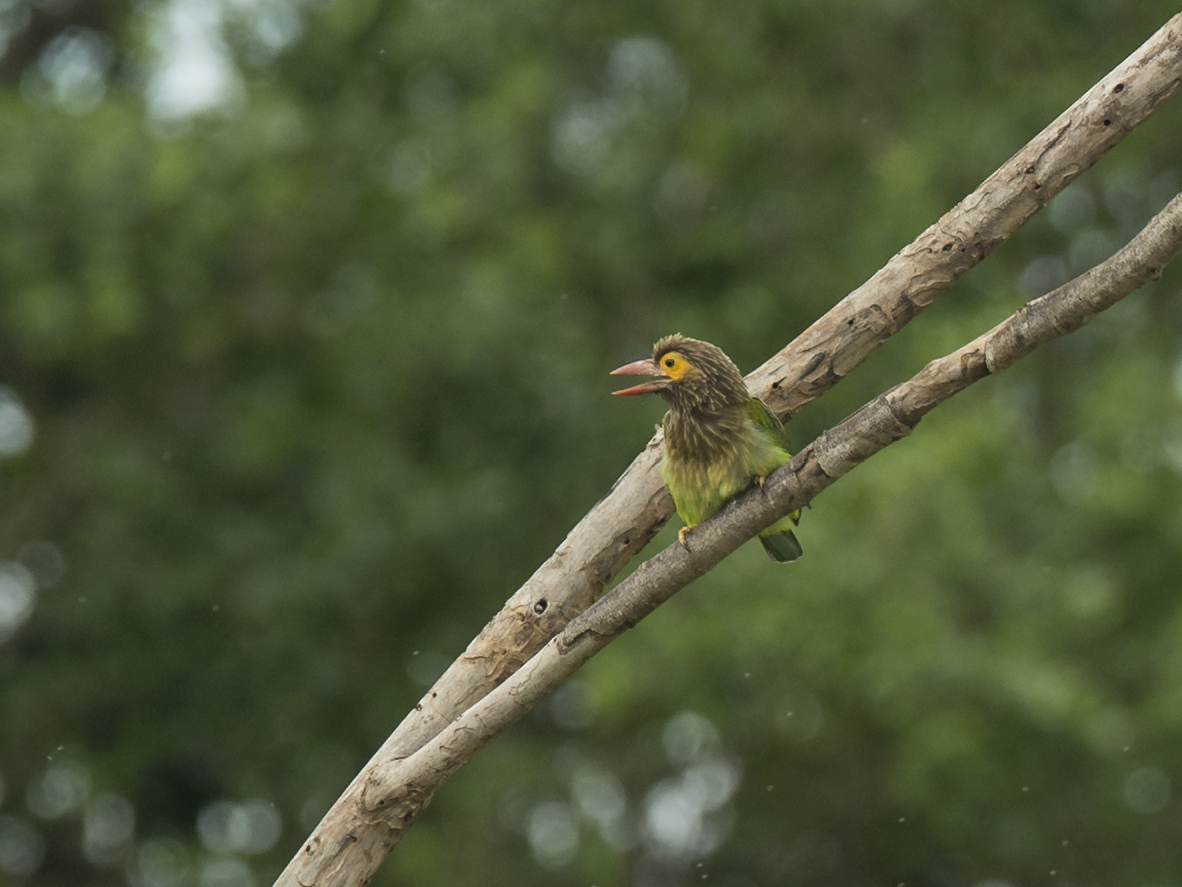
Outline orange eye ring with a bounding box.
[658,351,691,380]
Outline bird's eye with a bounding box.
[664,357,676,369]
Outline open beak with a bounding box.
[610,358,669,396]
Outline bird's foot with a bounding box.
[678,526,692,549]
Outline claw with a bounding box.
[678,526,692,549]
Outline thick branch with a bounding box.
[891,194,1182,420]
[274,15,1182,887]
[347,190,1182,828]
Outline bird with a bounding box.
[611,334,803,562]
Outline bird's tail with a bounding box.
[759,529,803,563]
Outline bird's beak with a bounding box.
[610,358,669,396]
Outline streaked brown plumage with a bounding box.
[612,334,803,562]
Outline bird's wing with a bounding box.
[745,397,791,451]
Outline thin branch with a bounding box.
[347,190,1182,835]
[274,15,1182,887]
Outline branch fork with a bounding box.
[274,14,1182,887]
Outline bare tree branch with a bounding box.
[333,189,1182,844]
[274,14,1182,887]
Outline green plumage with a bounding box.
[613,334,803,563]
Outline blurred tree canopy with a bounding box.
[1,1,1182,886]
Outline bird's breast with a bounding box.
[663,407,746,467]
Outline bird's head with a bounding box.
[611,334,748,412]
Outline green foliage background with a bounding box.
[2,1,1182,885]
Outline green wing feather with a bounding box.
[745,397,804,562]
[745,397,791,452]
